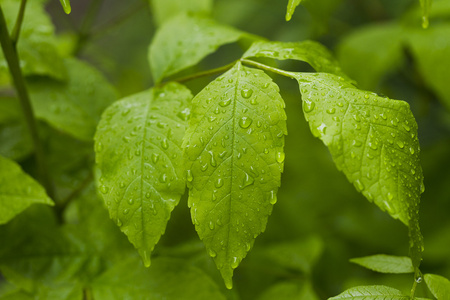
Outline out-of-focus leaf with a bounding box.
[0,123,32,160]
[27,58,118,141]
[149,13,243,82]
[424,274,450,300]
[350,254,414,273]
[91,256,226,300]
[258,281,319,300]
[0,155,53,224]
[150,0,213,26]
[59,0,71,14]
[420,0,432,28]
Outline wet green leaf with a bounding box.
[149,13,242,82]
[424,274,450,300]
[350,254,414,274]
[59,0,71,14]
[27,58,118,141]
[150,0,212,26]
[329,285,410,299]
[0,155,53,224]
[286,0,303,21]
[94,82,191,267]
[183,62,287,288]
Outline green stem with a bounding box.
[0,6,54,199]
[74,0,104,54]
[241,58,297,79]
[11,0,27,46]
[169,61,238,84]
[410,270,422,299]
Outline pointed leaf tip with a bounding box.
[59,0,71,14]
[140,249,151,267]
[285,0,302,21]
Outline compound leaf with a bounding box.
[92,256,226,300]
[150,0,213,26]
[94,82,192,267]
[243,40,350,80]
[0,155,53,224]
[350,254,414,274]
[27,58,118,141]
[286,0,303,21]
[183,62,287,288]
[149,13,243,83]
[329,285,410,299]
[424,274,450,300]
[294,72,424,268]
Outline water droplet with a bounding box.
[219,98,232,107]
[416,276,422,283]
[388,193,394,201]
[303,100,315,113]
[369,142,378,150]
[397,141,405,149]
[100,185,109,194]
[326,108,336,114]
[177,108,191,121]
[354,179,364,192]
[239,116,253,129]
[95,142,103,152]
[241,88,253,98]
[409,147,415,155]
[116,218,123,226]
[161,138,169,149]
[123,208,129,215]
[159,173,167,183]
[269,190,277,204]
[352,140,362,147]
[276,152,285,163]
[215,178,223,188]
[231,257,239,269]
[152,153,160,163]
[186,170,193,182]
[420,183,425,193]
[209,151,217,167]
[209,249,217,257]
[402,123,411,132]
[128,198,134,205]
[209,221,215,230]
[145,192,151,198]
[240,172,254,189]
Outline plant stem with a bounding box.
[241,58,297,79]
[410,270,421,299]
[169,61,238,84]
[10,0,27,46]
[0,6,54,199]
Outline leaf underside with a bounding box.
[183,62,287,288]
[94,82,192,266]
[294,72,424,268]
[0,155,53,224]
[350,254,414,274]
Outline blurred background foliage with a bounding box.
[1,0,450,299]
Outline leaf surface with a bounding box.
[286,0,303,21]
[27,58,118,141]
[258,281,319,300]
[92,256,226,300]
[350,254,414,273]
[150,0,213,26]
[183,62,287,288]
[329,285,410,299]
[293,72,424,268]
[424,274,450,300]
[0,155,53,224]
[243,40,349,79]
[149,13,242,82]
[94,82,191,267]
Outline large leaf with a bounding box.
[293,72,424,268]
[243,40,350,80]
[329,285,413,299]
[183,62,287,288]
[150,0,213,26]
[350,254,414,274]
[27,58,118,141]
[149,13,243,83]
[424,274,450,300]
[0,155,53,224]
[407,24,450,111]
[0,0,66,80]
[94,82,192,267]
[92,256,226,300]
[337,24,404,90]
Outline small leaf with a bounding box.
[0,155,53,224]
[293,72,424,269]
[424,274,450,300]
[59,0,71,14]
[286,0,303,21]
[94,82,192,267]
[329,285,409,299]
[27,58,118,141]
[420,0,432,28]
[91,257,226,300]
[183,62,287,288]
[150,0,213,26]
[243,40,350,80]
[149,13,242,82]
[350,254,414,274]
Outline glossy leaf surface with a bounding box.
[0,155,53,224]
[350,254,414,274]
[424,274,450,300]
[149,13,242,82]
[95,82,191,267]
[329,285,411,299]
[183,62,287,288]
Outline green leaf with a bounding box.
[27,58,118,141]
[150,0,213,26]
[92,256,226,300]
[243,40,350,80]
[407,24,450,111]
[420,0,432,28]
[337,24,404,90]
[293,72,424,268]
[286,0,303,21]
[59,0,71,14]
[424,274,450,300]
[0,155,53,224]
[0,0,66,80]
[149,13,243,83]
[94,82,192,267]
[258,281,319,300]
[329,285,410,299]
[264,235,323,274]
[183,62,287,288]
[350,254,414,274]
[0,123,32,160]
